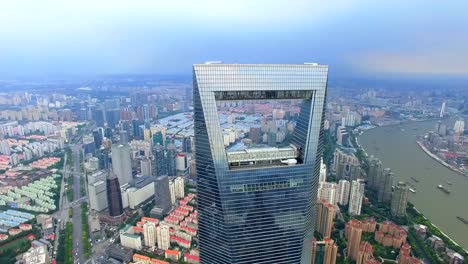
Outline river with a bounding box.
[359,119,468,249]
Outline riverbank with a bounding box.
[410,205,468,255]
[416,140,466,177]
[356,124,468,252]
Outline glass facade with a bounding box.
[194,63,328,264]
[107,171,123,217]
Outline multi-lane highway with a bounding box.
[72,144,85,263]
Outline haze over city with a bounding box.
[0,1,467,264]
[1,0,468,77]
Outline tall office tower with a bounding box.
[132,119,142,139]
[166,143,177,176]
[348,179,365,215]
[93,130,103,149]
[311,238,338,264]
[318,182,338,205]
[153,144,166,176]
[440,101,446,118]
[107,170,124,217]
[182,137,192,153]
[143,104,150,123]
[346,220,362,261]
[106,109,121,129]
[174,176,185,199]
[337,180,351,206]
[391,181,410,217]
[97,148,110,170]
[93,109,106,127]
[88,180,108,212]
[87,171,109,211]
[111,144,133,185]
[154,176,172,216]
[140,158,152,176]
[176,153,186,175]
[378,168,394,204]
[367,156,382,191]
[315,200,335,238]
[157,223,170,250]
[120,130,129,144]
[194,63,328,264]
[143,221,157,248]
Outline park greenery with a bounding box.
[0,237,31,263]
[81,204,91,258]
[57,222,73,264]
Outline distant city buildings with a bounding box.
[111,144,133,185]
[332,148,361,181]
[88,171,108,212]
[107,170,124,217]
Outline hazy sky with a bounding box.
[1,0,468,77]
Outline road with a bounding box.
[72,144,86,263]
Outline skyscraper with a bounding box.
[194,63,328,264]
[315,200,335,238]
[440,101,446,118]
[153,144,166,176]
[111,144,133,185]
[391,181,409,217]
[107,170,124,217]
[311,237,338,264]
[367,156,382,191]
[154,176,172,216]
[348,179,365,215]
[140,158,152,176]
[92,129,103,149]
[166,143,177,176]
[378,168,394,204]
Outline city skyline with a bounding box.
[0,2,467,263]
